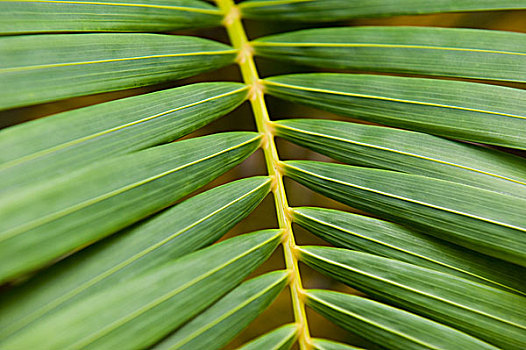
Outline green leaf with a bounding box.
[0,0,222,34]
[282,160,526,266]
[299,246,526,350]
[292,207,526,295]
[0,34,237,110]
[240,0,526,22]
[273,119,526,198]
[0,132,262,283]
[0,82,248,193]
[236,324,298,350]
[253,26,526,82]
[264,73,526,149]
[0,176,271,339]
[0,229,282,350]
[312,338,362,350]
[155,270,289,350]
[306,290,499,350]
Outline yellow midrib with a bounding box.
[214,0,312,349]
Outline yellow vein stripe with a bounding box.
[214,0,312,348]
[0,0,222,14]
[284,162,526,232]
[274,123,526,186]
[0,134,263,243]
[239,0,313,9]
[263,80,526,120]
[170,271,288,349]
[69,230,283,350]
[306,293,442,349]
[0,50,238,74]
[251,42,526,56]
[0,86,249,172]
[293,209,524,296]
[0,178,270,339]
[300,248,525,330]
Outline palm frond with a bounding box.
[292,206,526,295]
[0,34,236,109]
[299,247,526,349]
[273,118,526,197]
[0,82,248,191]
[235,324,298,350]
[0,132,261,282]
[0,0,222,34]
[306,290,499,350]
[0,176,271,338]
[2,230,281,349]
[0,0,525,349]
[253,27,526,82]
[265,74,526,149]
[283,160,526,265]
[240,0,526,22]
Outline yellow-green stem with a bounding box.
[215,1,311,349]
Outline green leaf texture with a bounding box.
[292,207,525,295]
[0,132,261,282]
[0,34,236,110]
[273,119,526,198]
[282,160,526,266]
[312,338,362,350]
[0,0,222,34]
[0,82,248,193]
[299,247,526,350]
[0,229,282,350]
[236,324,298,350]
[264,74,526,149]
[306,290,499,350]
[0,176,271,339]
[254,26,526,82]
[240,0,526,22]
[155,270,289,350]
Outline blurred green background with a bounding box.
[2,7,525,349]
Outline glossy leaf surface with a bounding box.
[236,324,298,350]
[312,338,362,350]
[292,207,526,295]
[274,119,526,198]
[254,27,526,82]
[155,270,288,350]
[0,132,261,282]
[0,176,271,339]
[1,1,525,349]
[306,290,499,350]
[0,0,222,34]
[240,0,526,22]
[299,246,526,350]
[0,82,248,193]
[0,34,236,110]
[265,74,526,149]
[0,230,281,350]
[282,160,526,266]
